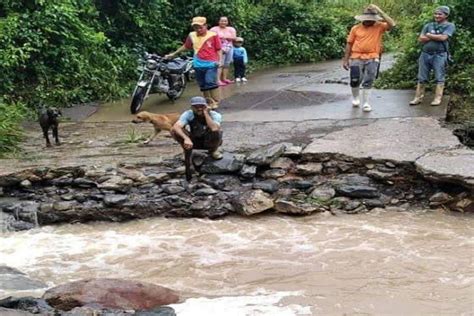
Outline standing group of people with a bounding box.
[164,15,247,176]
[344,4,455,111]
[165,15,247,111]
[164,5,456,179]
[210,17,248,86]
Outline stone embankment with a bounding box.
[1,135,472,232]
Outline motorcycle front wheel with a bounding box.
[166,75,187,101]
[130,86,146,114]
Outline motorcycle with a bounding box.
[130,53,194,114]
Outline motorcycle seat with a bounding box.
[167,59,188,74]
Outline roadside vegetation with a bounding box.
[0,0,472,155]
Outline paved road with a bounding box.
[86,55,447,123]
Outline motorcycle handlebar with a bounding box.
[143,52,192,63]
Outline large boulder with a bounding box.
[232,190,274,215]
[335,185,380,198]
[42,278,179,311]
[270,157,295,170]
[274,199,322,215]
[202,175,241,191]
[246,143,288,166]
[98,176,133,192]
[310,187,336,201]
[253,179,279,193]
[333,174,380,198]
[199,153,245,174]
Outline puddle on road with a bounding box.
[220,90,345,111]
[85,60,343,122]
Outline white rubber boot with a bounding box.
[362,89,372,112]
[351,87,360,107]
[409,83,425,105]
[430,84,444,106]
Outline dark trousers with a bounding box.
[171,129,223,180]
[234,58,246,78]
[171,130,223,152]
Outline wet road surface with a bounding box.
[87,55,447,123]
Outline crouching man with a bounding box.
[171,96,223,180]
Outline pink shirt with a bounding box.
[210,26,236,51]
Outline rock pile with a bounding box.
[0,143,472,231]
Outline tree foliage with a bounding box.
[0,0,356,109]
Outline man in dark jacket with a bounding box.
[171,96,223,180]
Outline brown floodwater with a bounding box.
[1,209,473,314]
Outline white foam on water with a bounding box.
[170,291,311,316]
[360,224,410,236]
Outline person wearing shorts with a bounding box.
[165,16,222,109]
[210,16,237,86]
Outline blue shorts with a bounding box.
[195,66,218,91]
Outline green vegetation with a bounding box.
[124,127,146,144]
[0,101,28,157]
[0,0,472,154]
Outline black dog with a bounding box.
[39,108,62,147]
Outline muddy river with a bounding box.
[1,209,472,314]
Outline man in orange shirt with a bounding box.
[342,4,395,112]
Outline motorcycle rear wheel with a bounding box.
[166,75,187,101]
[130,86,146,114]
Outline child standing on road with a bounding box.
[233,37,248,83]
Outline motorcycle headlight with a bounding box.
[146,59,158,70]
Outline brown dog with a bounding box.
[132,111,180,144]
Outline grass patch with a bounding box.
[124,127,146,144]
[0,101,28,157]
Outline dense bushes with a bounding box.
[0,0,355,110]
[0,1,138,107]
[0,101,27,156]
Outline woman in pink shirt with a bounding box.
[210,16,236,86]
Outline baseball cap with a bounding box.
[191,16,206,26]
[190,96,207,107]
[435,6,450,16]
